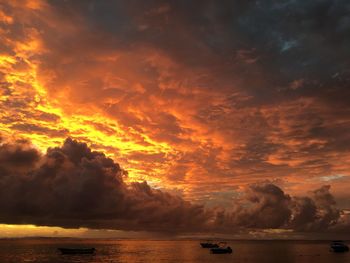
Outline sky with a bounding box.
[0,0,349,239]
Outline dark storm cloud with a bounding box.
[232,183,292,229]
[214,183,292,230]
[1,0,350,235]
[0,138,209,232]
[0,139,40,172]
[0,137,348,233]
[290,185,340,231]
[51,0,350,98]
[215,182,345,232]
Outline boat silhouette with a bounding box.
[209,242,232,254]
[330,241,349,253]
[210,246,233,254]
[200,241,219,248]
[58,247,96,254]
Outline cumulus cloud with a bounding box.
[290,185,340,231]
[0,137,209,232]
[214,182,345,233]
[0,137,348,235]
[0,138,40,172]
[0,0,350,235]
[1,0,350,204]
[231,183,292,229]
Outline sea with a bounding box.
[0,239,349,263]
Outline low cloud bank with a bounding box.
[216,183,344,232]
[0,137,348,234]
[0,138,209,232]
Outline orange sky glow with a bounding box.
[0,0,350,238]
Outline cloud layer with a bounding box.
[0,0,349,226]
[0,137,349,234]
[0,137,209,232]
[217,183,343,232]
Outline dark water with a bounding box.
[0,239,349,263]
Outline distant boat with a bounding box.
[58,247,96,254]
[210,246,233,254]
[330,241,349,253]
[200,241,219,248]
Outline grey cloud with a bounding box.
[229,183,292,229]
[215,183,344,232]
[1,0,350,234]
[290,185,340,231]
[0,137,348,234]
[0,138,209,232]
[0,139,40,172]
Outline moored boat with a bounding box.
[58,247,96,254]
[330,241,349,253]
[210,246,233,254]
[200,241,219,248]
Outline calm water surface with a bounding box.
[0,239,349,263]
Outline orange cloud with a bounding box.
[0,0,349,212]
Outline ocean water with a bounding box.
[0,239,349,263]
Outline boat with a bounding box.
[330,241,349,253]
[58,247,96,254]
[210,246,233,254]
[200,241,219,248]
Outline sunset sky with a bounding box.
[0,0,349,239]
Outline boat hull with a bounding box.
[200,243,219,248]
[210,247,232,254]
[330,241,349,253]
[330,246,349,253]
[58,248,96,254]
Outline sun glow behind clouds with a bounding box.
[0,16,171,184]
[1,0,350,220]
[0,224,144,239]
[0,224,87,238]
